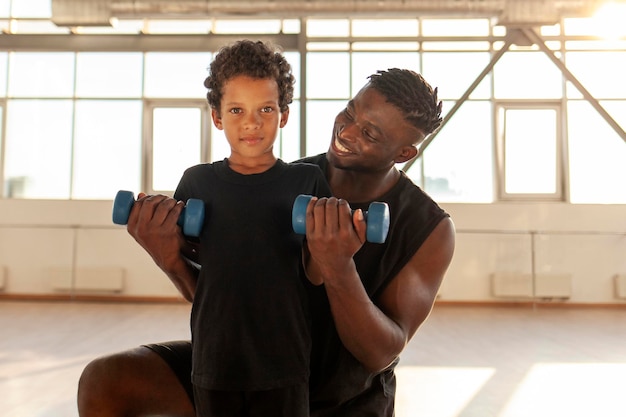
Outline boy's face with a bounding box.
[212,75,288,163]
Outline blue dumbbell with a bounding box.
[291,194,390,244]
[112,190,205,238]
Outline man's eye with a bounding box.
[364,130,377,141]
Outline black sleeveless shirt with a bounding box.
[300,154,450,416]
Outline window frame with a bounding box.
[143,99,210,195]
[0,100,5,198]
[495,101,566,201]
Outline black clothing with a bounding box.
[174,159,330,392]
[151,153,449,416]
[300,154,449,416]
[193,383,309,417]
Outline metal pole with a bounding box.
[404,36,514,171]
[522,27,626,144]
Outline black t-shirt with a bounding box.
[175,158,331,391]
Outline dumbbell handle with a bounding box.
[291,194,389,243]
[112,190,205,237]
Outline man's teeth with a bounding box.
[335,139,350,153]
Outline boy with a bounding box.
[175,40,329,416]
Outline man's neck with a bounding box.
[327,166,401,204]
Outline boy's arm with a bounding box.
[126,193,199,302]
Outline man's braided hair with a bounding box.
[368,68,443,142]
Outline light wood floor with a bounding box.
[1,300,625,417]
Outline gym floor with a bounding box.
[1,300,625,417]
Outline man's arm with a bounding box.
[126,193,200,302]
[305,197,455,372]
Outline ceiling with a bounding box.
[51,0,613,27]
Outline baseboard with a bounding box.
[435,299,626,309]
[1,293,625,309]
[0,293,188,304]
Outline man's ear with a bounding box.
[211,108,223,130]
[394,145,418,164]
[279,107,290,128]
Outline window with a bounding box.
[422,52,491,100]
[76,52,143,98]
[4,99,73,199]
[306,100,343,157]
[351,52,420,95]
[144,52,212,99]
[73,100,142,199]
[496,105,562,200]
[565,51,626,99]
[494,51,563,99]
[412,100,494,203]
[0,13,624,204]
[306,52,350,99]
[568,100,626,204]
[149,105,206,193]
[8,52,75,98]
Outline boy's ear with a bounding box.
[279,108,290,128]
[394,145,418,164]
[211,108,223,130]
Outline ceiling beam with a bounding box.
[50,0,613,27]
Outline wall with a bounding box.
[1,199,625,304]
[441,202,626,304]
[0,199,181,300]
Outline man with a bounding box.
[77,68,455,417]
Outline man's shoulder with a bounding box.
[294,153,327,167]
[287,159,324,174]
[184,160,220,173]
[395,173,446,211]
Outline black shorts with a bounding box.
[193,383,309,417]
[145,340,308,416]
[144,340,394,416]
[143,340,194,404]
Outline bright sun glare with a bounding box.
[592,1,626,39]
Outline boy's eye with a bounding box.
[261,106,274,113]
[229,108,242,114]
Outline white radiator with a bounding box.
[534,273,571,299]
[491,272,533,298]
[47,266,125,293]
[492,272,571,299]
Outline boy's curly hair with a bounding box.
[204,40,295,115]
[368,68,443,142]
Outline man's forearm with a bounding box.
[163,256,199,303]
[321,261,406,372]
